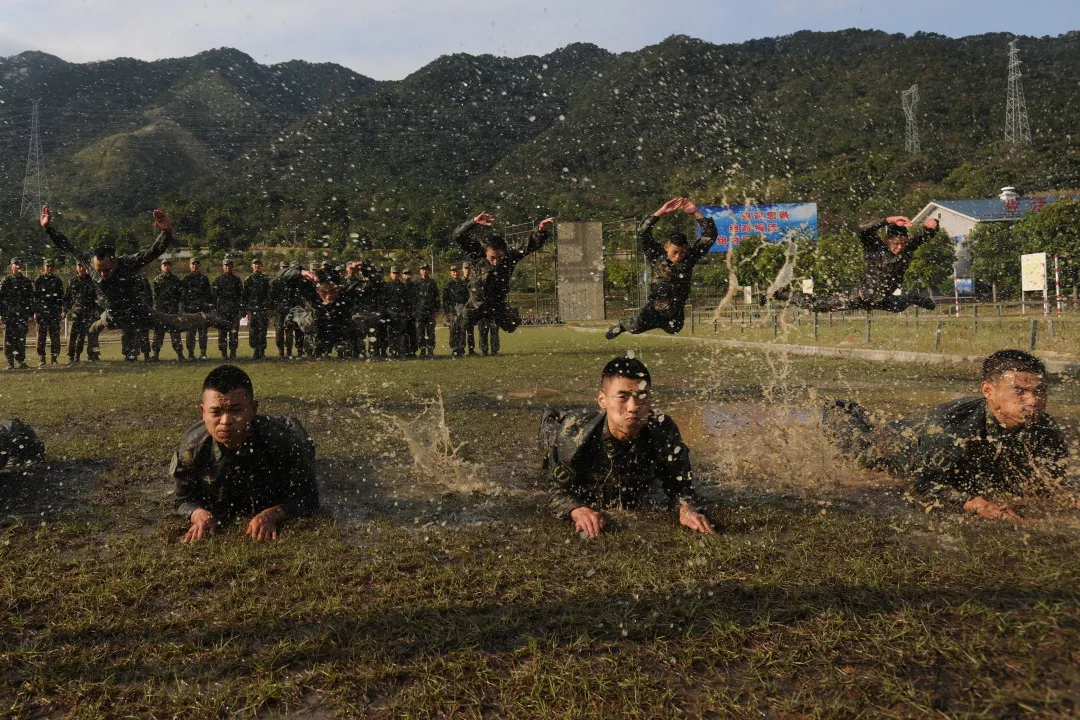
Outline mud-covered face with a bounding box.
[200,388,258,451]
[982,370,1047,429]
[664,243,687,263]
[598,376,651,441]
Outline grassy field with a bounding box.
[2,327,1080,718]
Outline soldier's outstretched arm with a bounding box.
[522,216,556,256]
[452,215,487,258]
[857,218,887,250]
[126,210,175,271]
[905,217,939,253]
[40,205,92,269]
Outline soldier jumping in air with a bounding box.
[452,212,554,352]
[606,198,718,339]
[41,205,227,362]
[789,216,939,313]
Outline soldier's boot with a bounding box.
[151,351,161,362]
[38,355,47,369]
[605,321,625,340]
[51,355,59,365]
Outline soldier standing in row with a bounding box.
[181,258,213,360]
[341,261,364,358]
[151,259,185,361]
[134,275,153,362]
[402,269,419,356]
[33,259,64,367]
[213,257,244,360]
[414,265,440,359]
[270,262,291,358]
[382,267,414,358]
[0,257,33,370]
[63,260,98,364]
[460,262,477,355]
[244,257,272,360]
[442,264,469,358]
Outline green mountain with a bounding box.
[2,30,1079,259]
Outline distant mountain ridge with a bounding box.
[1,30,1078,256]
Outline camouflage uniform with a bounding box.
[63,273,99,362]
[539,407,702,519]
[822,396,1070,509]
[244,270,273,359]
[791,219,937,312]
[0,418,45,470]
[452,219,550,347]
[170,414,319,521]
[213,269,244,359]
[413,275,440,357]
[0,271,34,368]
[382,277,415,358]
[442,276,470,357]
[181,270,214,359]
[151,269,185,360]
[32,272,64,364]
[619,213,717,335]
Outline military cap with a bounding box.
[251,256,262,264]
[402,268,412,275]
[389,265,400,274]
[320,259,332,268]
[190,257,202,265]
[160,258,173,265]
[461,261,472,269]
[10,256,24,265]
[222,256,234,267]
[43,258,54,266]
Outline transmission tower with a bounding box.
[19,99,49,218]
[1005,40,1032,146]
[902,84,920,154]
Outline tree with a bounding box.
[904,230,954,293]
[731,236,785,288]
[968,222,1020,297]
[805,232,863,294]
[1012,199,1080,290]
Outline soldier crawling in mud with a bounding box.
[453,211,554,350]
[540,356,716,537]
[788,215,939,313]
[170,365,319,543]
[822,349,1075,521]
[606,197,718,339]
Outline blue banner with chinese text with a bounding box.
[698,203,819,252]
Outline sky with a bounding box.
[1,0,1077,80]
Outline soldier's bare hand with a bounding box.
[654,198,684,217]
[245,506,285,541]
[473,212,496,226]
[886,215,912,228]
[40,205,51,230]
[571,506,605,538]
[922,218,938,231]
[183,508,215,543]
[679,505,716,534]
[536,216,555,233]
[153,210,173,234]
[963,496,1022,522]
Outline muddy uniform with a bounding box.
[625,214,718,335]
[540,407,702,519]
[382,280,415,358]
[442,278,470,357]
[170,414,319,521]
[45,227,221,356]
[212,273,244,359]
[0,418,45,470]
[244,273,272,359]
[32,273,64,364]
[181,272,213,359]
[413,276,440,357]
[0,273,34,368]
[63,274,99,362]
[823,396,1069,508]
[151,271,185,359]
[278,267,321,357]
[792,219,936,313]
[452,219,550,343]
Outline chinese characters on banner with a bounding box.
[697,203,819,252]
